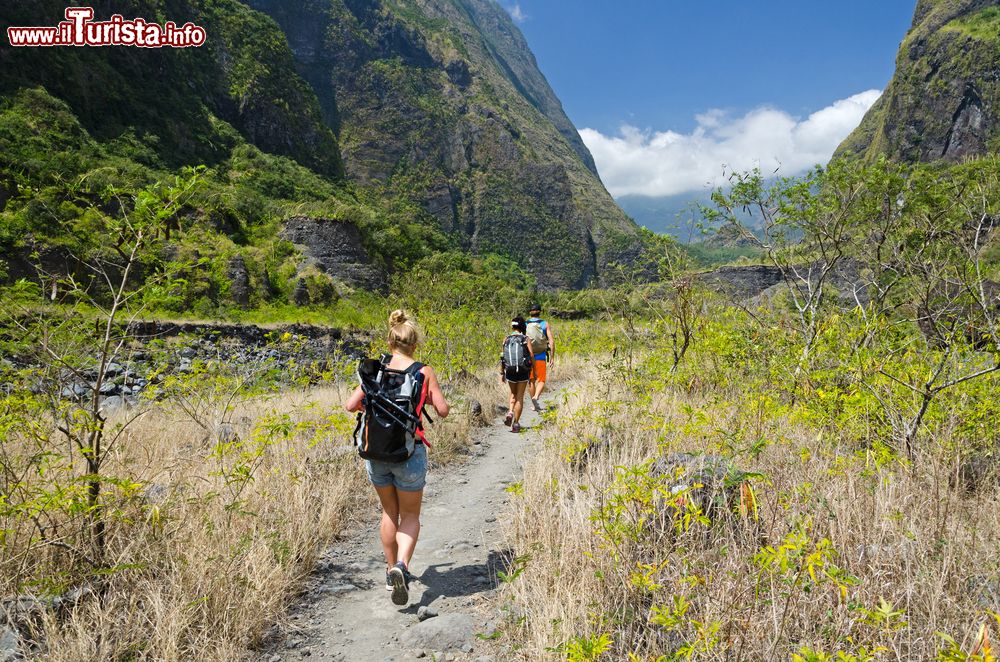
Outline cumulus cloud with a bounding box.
[579,90,882,198]
[506,3,527,23]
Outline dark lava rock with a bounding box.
[651,452,741,523]
[227,255,252,308]
[952,452,998,493]
[280,217,386,292]
[292,278,311,307]
[698,265,784,299]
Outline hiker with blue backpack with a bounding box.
[500,315,534,433]
[526,304,554,412]
[344,310,450,606]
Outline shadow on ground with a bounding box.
[403,548,514,612]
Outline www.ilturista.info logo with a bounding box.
[6,7,206,48]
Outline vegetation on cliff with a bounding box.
[836,0,1000,163]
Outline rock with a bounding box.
[966,575,1000,610]
[292,279,311,307]
[51,585,94,613]
[269,655,281,662]
[0,625,20,662]
[952,453,998,493]
[280,217,386,292]
[445,59,472,88]
[227,255,252,308]
[216,423,237,443]
[103,362,123,377]
[494,404,508,416]
[401,614,473,653]
[650,453,740,524]
[416,605,438,622]
[698,265,785,300]
[61,383,89,399]
[475,657,495,662]
[142,484,170,505]
[99,395,125,415]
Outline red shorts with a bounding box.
[530,359,547,383]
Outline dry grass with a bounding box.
[1,370,497,661]
[495,364,1000,660]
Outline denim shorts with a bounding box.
[365,443,427,492]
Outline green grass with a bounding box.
[942,6,1000,41]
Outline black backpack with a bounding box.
[502,334,532,372]
[353,356,430,463]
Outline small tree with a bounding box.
[855,159,1000,458]
[703,159,907,377]
[1,167,202,565]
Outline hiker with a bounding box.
[500,315,534,433]
[344,310,450,606]
[526,304,554,411]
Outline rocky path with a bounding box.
[264,403,542,662]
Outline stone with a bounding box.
[400,614,473,653]
[280,217,386,292]
[966,575,1000,610]
[416,605,438,622]
[216,423,237,443]
[292,279,311,307]
[0,626,19,662]
[952,453,998,493]
[227,255,252,308]
[650,453,740,524]
[99,395,125,415]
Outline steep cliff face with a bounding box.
[1,0,641,289]
[836,0,1000,163]
[246,0,641,288]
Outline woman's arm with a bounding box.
[546,322,555,362]
[344,385,364,413]
[424,366,450,418]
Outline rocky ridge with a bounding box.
[836,0,1000,163]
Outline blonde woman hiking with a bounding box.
[344,310,450,606]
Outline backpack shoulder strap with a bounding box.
[412,364,432,447]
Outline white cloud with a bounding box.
[507,3,527,23]
[579,90,882,198]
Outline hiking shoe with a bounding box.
[386,566,414,591]
[531,398,543,412]
[388,561,409,605]
[503,410,513,427]
[511,422,521,433]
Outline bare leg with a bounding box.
[395,488,424,567]
[373,485,400,568]
[532,378,546,400]
[512,381,527,423]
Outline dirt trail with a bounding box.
[265,402,542,662]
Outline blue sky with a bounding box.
[507,1,916,197]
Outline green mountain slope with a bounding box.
[1,0,644,291]
[836,0,1000,162]
[246,0,640,287]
